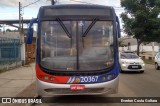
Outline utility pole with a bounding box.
[19,2,22,35]
[22,17,23,33]
[19,2,25,65]
[51,0,56,5]
[152,42,155,60]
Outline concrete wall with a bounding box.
[0,61,22,70]
[119,45,160,52]
[119,45,160,60]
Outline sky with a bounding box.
[0,0,124,32]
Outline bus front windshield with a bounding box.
[40,20,114,71]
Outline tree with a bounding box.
[119,38,127,47]
[120,0,160,55]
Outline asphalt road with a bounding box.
[15,64,160,106]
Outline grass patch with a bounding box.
[142,59,154,64]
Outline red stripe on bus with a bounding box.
[36,64,70,84]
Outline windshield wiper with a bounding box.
[56,18,71,38]
[82,18,98,37]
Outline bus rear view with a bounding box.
[26,4,121,96]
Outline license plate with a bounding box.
[132,66,138,68]
[70,85,85,90]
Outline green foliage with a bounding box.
[119,38,127,47]
[121,0,160,55]
[121,0,160,42]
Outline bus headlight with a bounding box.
[44,76,49,80]
[107,75,112,80]
[107,74,115,80]
[102,76,106,81]
[102,74,116,82]
[43,76,54,81]
[49,77,54,81]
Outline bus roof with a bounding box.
[40,4,114,9]
[38,4,115,20]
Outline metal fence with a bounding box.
[0,37,21,65]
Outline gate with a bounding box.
[0,37,21,70]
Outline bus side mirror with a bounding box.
[26,18,37,44]
[116,16,121,38]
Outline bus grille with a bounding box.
[44,88,107,94]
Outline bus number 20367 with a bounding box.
[80,76,99,83]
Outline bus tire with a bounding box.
[155,63,160,70]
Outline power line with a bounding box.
[69,0,124,10]
[70,0,93,5]
[23,0,41,8]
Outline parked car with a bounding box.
[154,52,160,70]
[119,52,145,73]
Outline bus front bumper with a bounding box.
[36,76,119,97]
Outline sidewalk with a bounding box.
[0,63,36,97]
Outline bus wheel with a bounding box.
[155,63,160,70]
[35,94,42,99]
